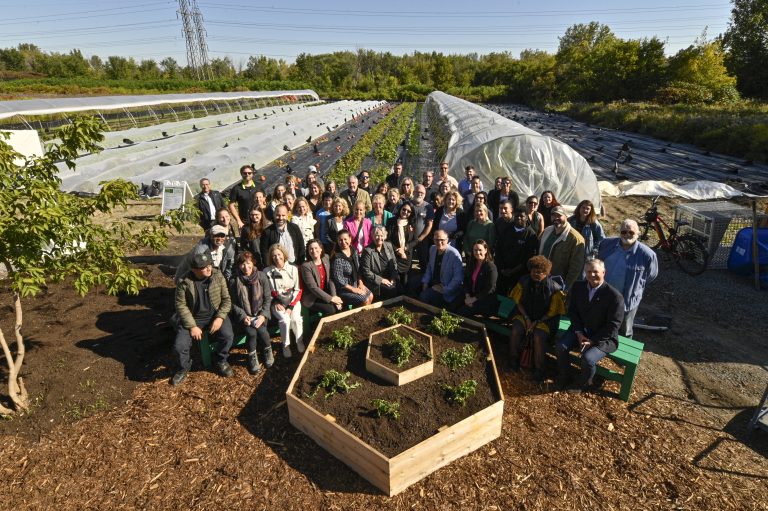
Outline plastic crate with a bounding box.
[674,201,768,269]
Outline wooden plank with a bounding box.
[389,400,504,496]
[398,360,434,386]
[286,393,391,492]
[482,330,505,402]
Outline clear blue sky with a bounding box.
[1,0,733,66]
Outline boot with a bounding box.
[247,350,261,374]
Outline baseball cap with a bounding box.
[308,165,318,173]
[191,250,213,269]
[210,225,228,236]
[550,206,567,218]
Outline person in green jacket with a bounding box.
[463,203,496,259]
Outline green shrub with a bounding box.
[327,325,356,351]
[384,329,419,367]
[386,306,414,326]
[442,380,478,406]
[439,345,476,370]
[308,369,361,399]
[430,309,462,336]
[371,399,401,420]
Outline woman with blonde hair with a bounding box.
[291,196,317,248]
[264,243,304,359]
[433,189,467,252]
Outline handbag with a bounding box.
[520,331,533,370]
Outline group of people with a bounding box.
[173,162,658,393]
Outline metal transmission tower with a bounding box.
[177,0,210,80]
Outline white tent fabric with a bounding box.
[598,179,763,199]
[2,129,43,163]
[427,91,601,209]
[0,90,319,120]
[56,100,385,193]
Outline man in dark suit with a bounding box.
[196,177,225,231]
[260,204,305,265]
[556,258,624,392]
[488,177,519,220]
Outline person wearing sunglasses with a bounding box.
[597,218,658,338]
[229,165,260,230]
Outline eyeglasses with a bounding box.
[527,201,538,205]
[361,175,369,179]
[620,230,636,235]
[401,209,413,215]
[242,172,253,176]
[213,233,227,238]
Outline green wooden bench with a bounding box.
[479,295,645,402]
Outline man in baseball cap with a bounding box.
[538,206,586,290]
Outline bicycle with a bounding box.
[638,196,709,275]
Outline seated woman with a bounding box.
[386,201,418,287]
[508,255,567,383]
[360,226,401,301]
[229,251,274,373]
[264,243,304,359]
[300,239,344,316]
[458,240,498,318]
[239,205,270,269]
[343,200,373,255]
[331,229,373,308]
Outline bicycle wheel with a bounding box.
[672,235,709,275]
[639,222,662,249]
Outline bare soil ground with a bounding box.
[1,196,767,510]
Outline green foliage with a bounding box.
[406,104,422,162]
[384,329,419,367]
[0,118,189,302]
[722,0,768,99]
[430,310,463,336]
[439,345,476,371]
[327,325,356,351]
[308,370,361,399]
[371,399,401,420]
[442,380,478,407]
[386,306,414,326]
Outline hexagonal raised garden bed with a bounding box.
[366,324,433,386]
[286,296,504,496]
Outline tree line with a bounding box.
[1,2,767,103]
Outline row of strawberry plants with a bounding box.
[327,103,409,183]
[371,102,416,163]
[406,103,422,158]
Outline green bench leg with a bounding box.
[618,363,637,402]
[199,332,247,369]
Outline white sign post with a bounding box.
[160,180,192,215]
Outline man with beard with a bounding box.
[538,206,585,290]
[495,204,538,295]
[598,218,658,338]
[260,204,305,265]
[422,170,436,202]
[556,259,624,392]
[229,165,260,229]
[340,175,372,213]
[436,161,459,190]
[175,225,236,284]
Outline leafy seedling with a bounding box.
[384,329,419,367]
[430,309,462,336]
[386,306,414,326]
[371,399,401,420]
[442,380,478,406]
[327,325,356,351]
[308,369,361,399]
[439,345,476,370]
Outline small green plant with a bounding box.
[308,369,361,399]
[430,309,462,336]
[371,399,401,420]
[327,325,356,351]
[439,345,476,370]
[386,306,414,326]
[442,380,478,406]
[384,329,419,367]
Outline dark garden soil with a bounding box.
[292,302,498,457]
[368,324,433,372]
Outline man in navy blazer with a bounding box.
[556,258,624,391]
[420,230,464,309]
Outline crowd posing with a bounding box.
[172,163,658,393]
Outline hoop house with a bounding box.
[427,91,601,209]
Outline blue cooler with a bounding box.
[727,227,768,284]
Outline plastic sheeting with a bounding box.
[0,90,319,120]
[2,129,43,163]
[56,100,385,193]
[598,179,763,199]
[427,91,601,209]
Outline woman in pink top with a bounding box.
[343,201,373,255]
[458,239,499,318]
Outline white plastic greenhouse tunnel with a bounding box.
[426,91,601,209]
[0,91,385,193]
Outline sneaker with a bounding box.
[216,361,234,378]
[282,345,292,359]
[263,348,275,368]
[171,370,188,386]
[247,352,261,375]
[296,339,306,354]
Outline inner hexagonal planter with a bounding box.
[366,324,433,386]
[286,296,504,496]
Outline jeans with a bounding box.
[174,315,233,371]
[419,286,461,310]
[556,328,607,385]
[622,307,638,338]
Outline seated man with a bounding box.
[508,256,567,383]
[419,229,464,309]
[175,225,236,284]
[172,251,234,385]
[555,259,624,392]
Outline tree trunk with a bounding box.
[0,292,29,414]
